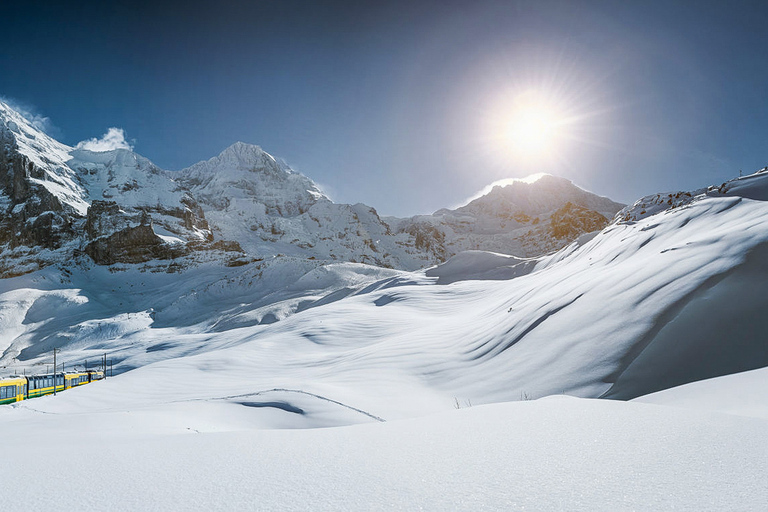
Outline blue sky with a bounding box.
[2,1,768,216]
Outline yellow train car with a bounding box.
[27,373,65,399]
[66,372,90,389]
[0,369,105,405]
[0,376,27,404]
[87,370,105,382]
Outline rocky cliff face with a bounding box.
[0,101,214,276]
[0,100,624,277]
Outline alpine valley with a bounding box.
[1,99,767,511]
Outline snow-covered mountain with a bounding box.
[389,174,624,259]
[173,143,623,269]
[0,100,621,277]
[0,101,213,275]
[173,142,420,269]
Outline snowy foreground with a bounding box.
[1,370,767,511]
[3,167,768,508]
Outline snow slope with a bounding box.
[1,389,765,511]
[4,169,768,408]
[635,366,768,420]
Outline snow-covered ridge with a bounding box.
[1,99,624,275]
[0,101,218,274]
[0,100,88,216]
[456,173,622,220]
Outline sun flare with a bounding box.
[480,86,586,169]
[503,92,563,159]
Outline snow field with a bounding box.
[1,393,766,511]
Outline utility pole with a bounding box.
[53,348,59,396]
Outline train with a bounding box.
[0,370,105,405]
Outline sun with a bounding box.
[480,88,579,168]
[503,91,564,159]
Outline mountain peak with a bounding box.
[460,174,623,220]
[0,99,72,168]
[208,141,284,171]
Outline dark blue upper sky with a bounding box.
[2,0,768,215]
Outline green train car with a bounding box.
[0,370,104,404]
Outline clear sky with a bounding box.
[2,0,768,216]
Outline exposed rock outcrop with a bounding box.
[84,222,187,265]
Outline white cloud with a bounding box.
[76,127,133,152]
